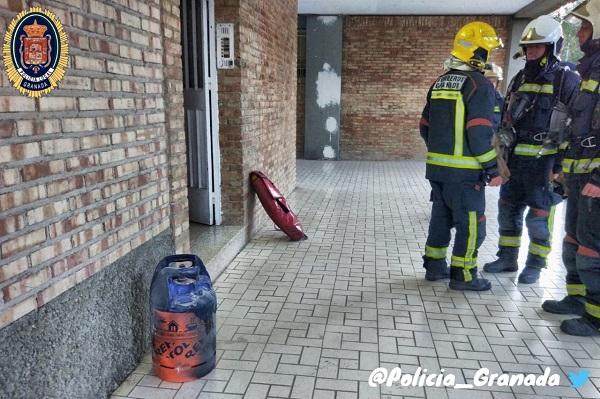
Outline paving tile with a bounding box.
[312,390,335,399]
[224,370,253,394]
[300,347,322,366]
[112,373,144,396]
[268,384,291,397]
[251,372,295,386]
[277,363,318,376]
[128,386,177,399]
[194,394,242,399]
[203,380,227,393]
[159,381,183,390]
[315,378,357,392]
[244,384,270,399]
[291,375,316,399]
[173,380,205,399]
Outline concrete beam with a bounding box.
[515,0,565,18]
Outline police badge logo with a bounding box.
[2,7,68,97]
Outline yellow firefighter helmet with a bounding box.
[451,21,503,70]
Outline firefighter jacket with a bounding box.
[420,69,498,183]
[564,48,600,187]
[505,60,579,162]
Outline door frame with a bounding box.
[182,0,222,225]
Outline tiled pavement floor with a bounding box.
[113,160,600,399]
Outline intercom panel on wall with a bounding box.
[216,23,234,69]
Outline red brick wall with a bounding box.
[215,0,244,225]
[0,0,183,328]
[340,16,509,160]
[296,16,510,160]
[162,0,190,252]
[216,0,297,227]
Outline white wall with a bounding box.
[503,18,530,93]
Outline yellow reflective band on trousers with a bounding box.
[526,205,555,260]
[563,158,600,174]
[465,211,478,282]
[431,90,465,156]
[426,152,483,170]
[451,255,476,268]
[548,205,556,245]
[499,235,521,248]
[585,302,600,320]
[517,83,553,94]
[567,284,586,296]
[425,245,448,259]
[529,242,551,258]
[494,106,501,112]
[450,211,478,282]
[513,144,558,156]
[581,79,599,93]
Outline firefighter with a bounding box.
[420,21,503,291]
[483,15,580,284]
[542,0,600,337]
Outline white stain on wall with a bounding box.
[325,116,338,142]
[316,63,341,109]
[325,117,338,133]
[323,145,336,159]
[317,16,337,26]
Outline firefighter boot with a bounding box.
[544,238,585,314]
[561,252,600,336]
[423,257,449,281]
[483,247,518,273]
[449,267,492,291]
[542,296,586,315]
[518,253,545,284]
[518,267,542,284]
[560,315,600,337]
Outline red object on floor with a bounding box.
[250,171,308,241]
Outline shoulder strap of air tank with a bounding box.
[508,70,524,94]
[553,66,566,106]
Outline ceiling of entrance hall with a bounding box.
[298,0,544,16]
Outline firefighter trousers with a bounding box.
[425,180,486,282]
[495,160,561,269]
[563,174,600,326]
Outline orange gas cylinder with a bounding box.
[150,255,216,382]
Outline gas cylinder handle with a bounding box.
[153,254,209,278]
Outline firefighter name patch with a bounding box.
[2,7,69,98]
[433,74,467,91]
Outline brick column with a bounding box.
[215,0,298,228]
[215,0,244,225]
[160,0,190,252]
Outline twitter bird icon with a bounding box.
[568,369,590,389]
